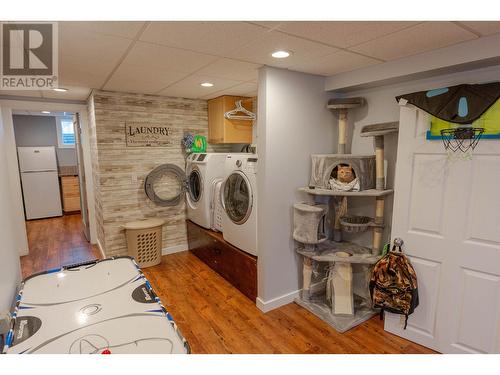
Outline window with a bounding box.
[57,117,75,148]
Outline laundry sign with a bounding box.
[125,122,172,147]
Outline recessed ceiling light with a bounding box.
[41,111,51,114]
[200,82,214,87]
[271,50,291,59]
[52,87,68,92]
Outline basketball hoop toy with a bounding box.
[440,127,484,160]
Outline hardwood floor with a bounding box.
[21,217,436,354]
[143,251,436,354]
[21,214,101,278]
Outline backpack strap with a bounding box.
[404,314,409,329]
[391,244,403,253]
[379,309,384,321]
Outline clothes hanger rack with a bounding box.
[224,99,256,121]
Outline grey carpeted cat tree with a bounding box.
[293,98,398,333]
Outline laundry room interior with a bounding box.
[1,4,500,362]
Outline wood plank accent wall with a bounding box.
[87,90,234,257]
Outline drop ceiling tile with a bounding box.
[274,21,418,48]
[225,31,338,68]
[59,26,133,63]
[41,86,91,101]
[0,90,43,98]
[59,21,146,40]
[201,81,258,99]
[350,22,477,61]
[195,58,261,82]
[289,50,381,76]
[103,64,188,94]
[122,41,217,74]
[457,21,500,36]
[158,75,243,99]
[140,22,269,56]
[58,54,112,88]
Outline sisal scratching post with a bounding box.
[337,110,348,154]
[329,252,354,315]
[374,136,385,190]
[302,258,313,301]
[360,122,399,255]
[360,121,399,191]
[327,97,365,155]
[372,196,385,254]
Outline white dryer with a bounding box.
[222,154,258,256]
[186,153,228,229]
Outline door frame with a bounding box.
[0,98,97,256]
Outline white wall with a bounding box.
[256,67,336,311]
[0,107,29,256]
[337,64,500,249]
[0,106,22,313]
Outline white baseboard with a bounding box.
[96,241,186,259]
[256,289,301,313]
[96,239,106,259]
[162,243,188,255]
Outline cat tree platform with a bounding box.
[299,187,393,197]
[295,294,377,333]
[297,241,381,265]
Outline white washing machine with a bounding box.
[186,153,228,229]
[222,154,258,256]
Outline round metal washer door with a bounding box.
[187,167,202,203]
[144,164,186,207]
[223,171,252,225]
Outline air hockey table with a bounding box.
[2,257,190,354]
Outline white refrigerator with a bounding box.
[18,146,62,220]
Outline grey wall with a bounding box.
[256,67,336,308]
[13,115,77,167]
[0,106,22,313]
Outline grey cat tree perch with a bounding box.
[293,97,398,332]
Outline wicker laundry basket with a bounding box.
[123,218,165,268]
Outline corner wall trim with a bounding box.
[162,243,188,256]
[96,239,106,259]
[256,289,301,313]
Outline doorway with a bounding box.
[10,108,96,275]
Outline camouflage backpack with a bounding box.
[369,243,419,329]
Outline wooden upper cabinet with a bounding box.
[208,95,254,144]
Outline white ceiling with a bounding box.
[0,21,499,101]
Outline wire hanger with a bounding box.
[224,100,256,121]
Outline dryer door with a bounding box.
[144,164,187,207]
[187,167,202,204]
[223,171,253,225]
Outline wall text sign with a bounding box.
[125,123,172,147]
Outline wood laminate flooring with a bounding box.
[21,214,101,278]
[22,215,436,354]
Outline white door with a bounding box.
[385,105,500,354]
